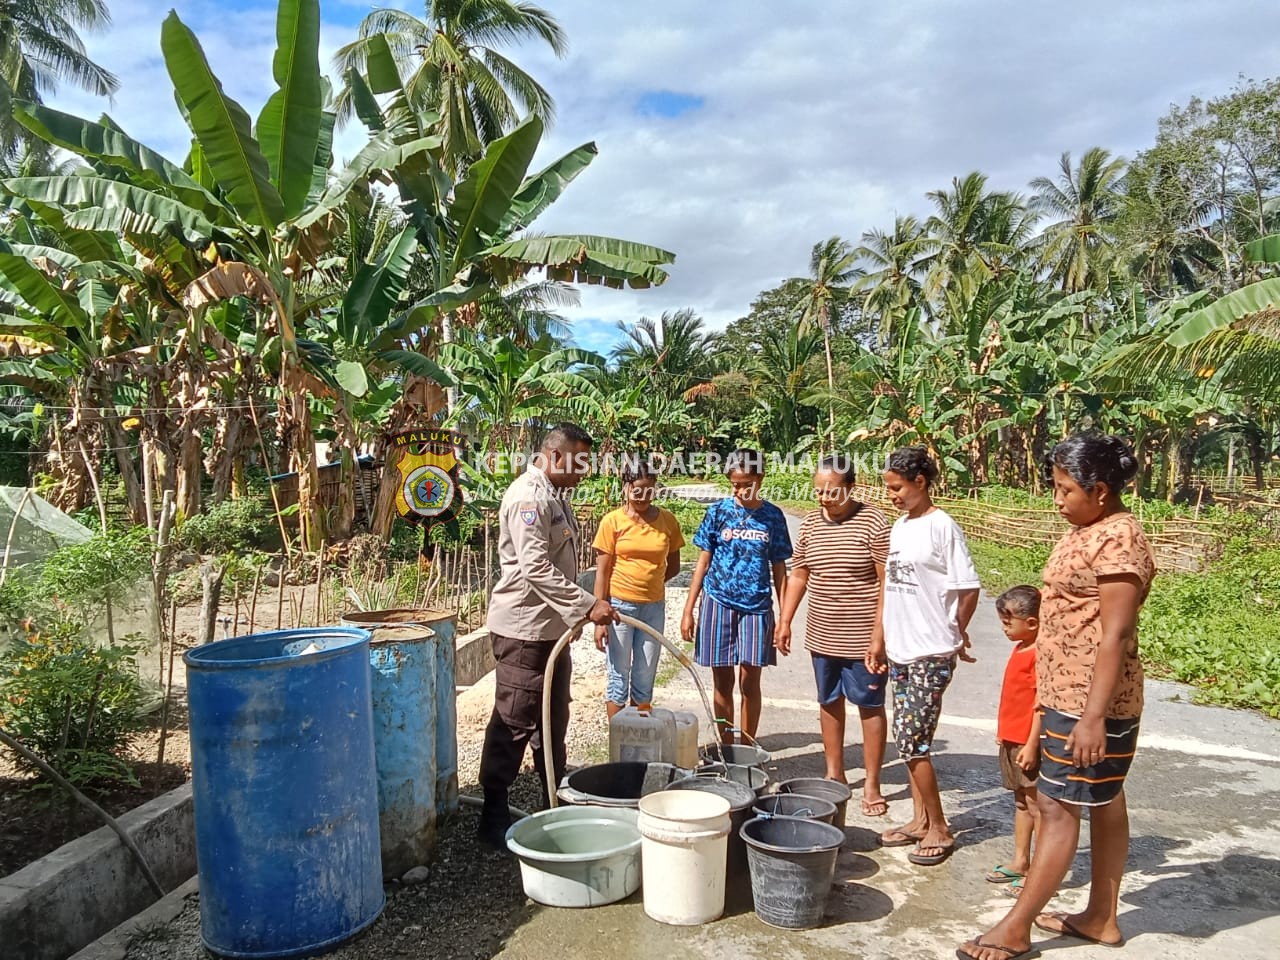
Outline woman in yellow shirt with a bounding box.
[593,460,686,717]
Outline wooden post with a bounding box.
[248,568,261,634]
[313,542,325,626]
[77,439,115,644]
[275,556,286,630]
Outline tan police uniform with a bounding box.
[478,465,597,821]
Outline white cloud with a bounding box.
[49,0,1280,350]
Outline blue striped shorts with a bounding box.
[695,593,776,668]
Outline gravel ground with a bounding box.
[121,600,698,960]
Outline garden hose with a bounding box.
[542,612,713,810]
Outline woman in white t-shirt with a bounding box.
[867,446,980,867]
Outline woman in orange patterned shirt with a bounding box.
[959,434,1155,960]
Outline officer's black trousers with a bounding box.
[478,633,572,822]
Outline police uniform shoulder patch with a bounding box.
[518,502,538,526]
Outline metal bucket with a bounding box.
[341,609,457,878]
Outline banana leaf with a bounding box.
[448,116,543,267]
[12,102,218,214]
[1165,278,1280,347]
[255,0,323,219]
[4,176,220,245]
[162,11,286,229]
[497,142,598,235]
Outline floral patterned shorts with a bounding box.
[889,655,956,759]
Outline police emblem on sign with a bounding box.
[390,429,465,528]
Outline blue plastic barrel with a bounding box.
[341,610,458,875]
[185,628,384,959]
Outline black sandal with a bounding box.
[955,937,1037,959]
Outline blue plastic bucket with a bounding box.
[185,628,384,958]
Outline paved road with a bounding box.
[497,509,1280,959]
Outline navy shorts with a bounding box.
[811,654,886,708]
[1038,707,1139,807]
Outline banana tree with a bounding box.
[4,0,448,547]
[442,335,606,455]
[343,43,676,535]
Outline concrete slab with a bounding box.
[456,627,496,687]
[490,510,1280,960]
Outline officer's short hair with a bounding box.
[542,422,594,452]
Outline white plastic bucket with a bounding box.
[636,790,731,925]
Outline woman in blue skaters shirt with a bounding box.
[681,449,793,745]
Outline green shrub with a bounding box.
[176,496,274,554]
[0,528,152,635]
[0,624,147,785]
[969,537,1280,716]
[1139,545,1280,716]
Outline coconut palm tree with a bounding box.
[333,0,567,171]
[921,172,1035,306]
[0,0,118,154]
[1031,147,1127,293]
[854,215,929,341]
[612,309,720,400]
[795,236,860,446]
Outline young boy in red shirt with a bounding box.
[987,585,1042,896]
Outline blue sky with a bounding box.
[52,1,1280,356]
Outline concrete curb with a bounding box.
[67,876,199,960]
[0,784,196,960]
[455,627,495,687]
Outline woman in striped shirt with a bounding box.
[776,455,892,817]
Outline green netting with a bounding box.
[0,486,93,569]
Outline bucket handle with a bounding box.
[760,806,815,819]
[715,724,763,748]
[640,823,729,845]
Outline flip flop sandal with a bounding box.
[955,937,1038,959]
[908,842,956,866]
[1003,877,1024,898]
[879,828,923,848]
[985,864,1025,884]
[1034,913,1124,948]
[861,798,889,817]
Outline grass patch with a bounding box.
[969,540,1052,595]
[968,539,1280,716]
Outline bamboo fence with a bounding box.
[843,484,1228,573]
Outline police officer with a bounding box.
[477,423,618,847]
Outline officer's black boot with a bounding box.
[476,790,512,851]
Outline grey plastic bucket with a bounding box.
[666,775,756,872]
[776,777,852,826]
[700,743,769,768]
[697,762,768,796]
[752,792,837,825]
[741,815,844,929]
